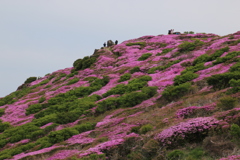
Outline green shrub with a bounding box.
[230,124,240,139]
[102,84,127,97]
[96,97,118,114]
[55,111,81,124]
[207,72,240,90]
[162,82,192,102]
[229,62,240,72]
[0,120,10,132]
[174,71,199,85]
[140,124,153,134]
[193,54,210,65]
[103,76,152,97]
[73,122,96,133]
[156,48,174,56]
[167,150,184,160]
[32,114,57,127]
[73,56,98,71]
[228,79,240,94]
[141,86,157,97]
[138,53,152,61]
[48,128,79,144]
[26,103,49,115]
[213,51,240,65]
[38,96,46,103]
[181,63,207,74]
[39,79,50,85]
[208,47,229,61]
[127,152,144,160]
[0,108,4,117]
[178,40,204,53]
[118,73,131,82]
[4,123,41,143]
[147,60,180,74]
[66,78,79,85]
[217,96,238,111]
[83,76,98,82]
[117,92,148,108]
[131,126,141,134]
[126,42,146,48]
[24,77,37,84]
[130,66,141,74]
[188,147,205,159]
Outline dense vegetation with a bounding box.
[1,32,240,160]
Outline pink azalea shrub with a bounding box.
[219,155,240,160]
[176,104,215,119]
[155,117,219,146]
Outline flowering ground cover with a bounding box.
[1,31,240,159]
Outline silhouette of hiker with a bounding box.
[103,42,106,47]
[168,30,171,35]
[115,40,118,45]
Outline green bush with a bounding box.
[174,71,199,85]
[126,42,146,48]
[217,96,238,111]
[192,54,210,65]
[207,72,240,90]
[167,150,184,160]
[230,124,240,139]
[118,73,131,82]
[178,40,204,53]
[130,66,141,74]
[181,63,207,74]
[48,128,79,144]
[208,46,229,61]
[156,48,174,56]
[0,120,10,133]
[147,60,180,74]
[24,77,37,84]
[26,103,49,115]
[55,111,81,124]
[73,122,96,133]
[138,53,152,61]
[66,78,79,85]
[73,56,98,71]
[38,96,46,103]
[117,92,149,108]
[103,76,152,97]
[162,82,192,102]
[32,114,57,127]
[228,79,240,94]
[188,147,205,159]
[213,51,240,65]
[140,124,153,134]
[131,126,141,134]
[102,84,127,97]
[229,62,240,72]
[39,79,50,85]
[0,108,4,117]
[96,97,118,114]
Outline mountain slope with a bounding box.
[1,32,240,160]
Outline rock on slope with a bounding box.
[1,32,240,159]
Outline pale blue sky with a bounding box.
[1,0,240,97]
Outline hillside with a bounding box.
[1,31,240,160]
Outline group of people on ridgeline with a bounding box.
[168,29,181,35]
[103,40,118,47]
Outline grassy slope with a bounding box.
[1,32,240,160]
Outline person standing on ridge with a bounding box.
[103,42,106,47]
[115,40,118,45]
